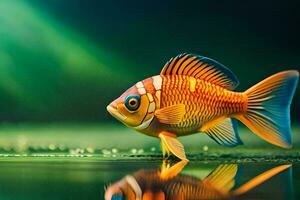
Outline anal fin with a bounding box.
[201,118,243,147]
[159,132,188,161]
[203,164,239,194]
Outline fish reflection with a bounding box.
[105,161,291,200]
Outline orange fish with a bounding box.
[104,161,291,200]
[107,53,299,160]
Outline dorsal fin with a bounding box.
[160,53,239,90]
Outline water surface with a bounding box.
[0,158,298,199]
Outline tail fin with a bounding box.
[237,70,299,148]
[232,164,291,196]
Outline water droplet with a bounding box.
[48,144,56,150]
[102,149,111,155]
[203,145,208,151]
[78,148,84,154]
[112,148,118,154]
[150,147,156,152]
[69,148,83,155]
[69,149,77,155]
[86,147,95,153]
[138,149,144,154]
[59,145,66,151]
[131,148,137,154]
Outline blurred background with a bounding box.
[0,0,299,153]
[0,0,299,122]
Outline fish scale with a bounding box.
[160,75,245,135]
[164,176,224,199]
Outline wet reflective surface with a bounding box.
[105,161,293,200]
[0,159,298,199]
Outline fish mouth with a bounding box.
[106,104,127,122]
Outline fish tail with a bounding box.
[236,70,299,148]
[231,164,291,196]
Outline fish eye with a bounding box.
[125,94,140,112]
[112,193,124,200]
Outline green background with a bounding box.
[0,0,299,122]
[0,2,299,199]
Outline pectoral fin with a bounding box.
[159,132,188,161]
[155,104,185,124]
[160,160,188,180]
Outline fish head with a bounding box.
[105,177,139,200]
[107,82,155,128]
[105,179,126,200]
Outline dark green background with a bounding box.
[0,0,299,122]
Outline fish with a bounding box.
[107,53,299,160]
[104,161,291,200]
